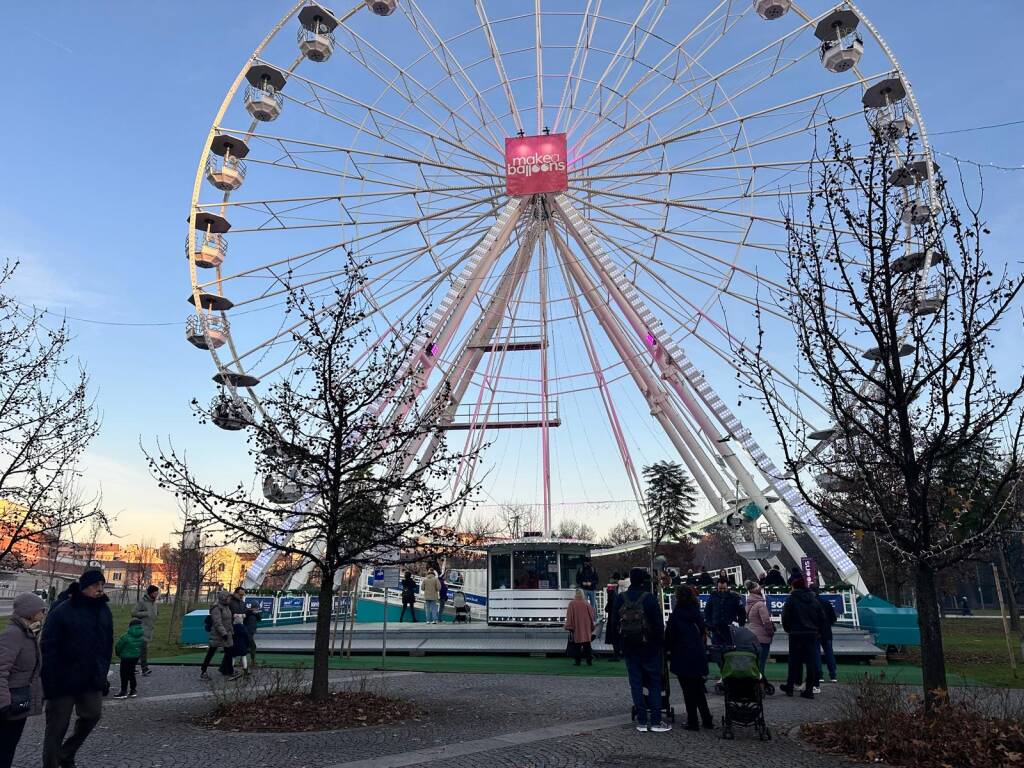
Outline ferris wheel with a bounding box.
[185,0,939,593]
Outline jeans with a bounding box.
[677,676,713,728]
[119,657,138,694]
[0,717,27,768]
[425,600,439,622]
[758,642,772,675]
[399,600,417,622]
[816,637,837,680]
[583,589,597,615]
[786,633,819,691]
[42,691,103,768]
[624,652,663,726]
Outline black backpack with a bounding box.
[618,592,650,645]
[204,614,213,632]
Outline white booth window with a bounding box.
[491,553,511,589]
[559,552,586,589]
[513,550,558,589]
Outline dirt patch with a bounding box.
[196,691,422,732]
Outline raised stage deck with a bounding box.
[249,621,884,659]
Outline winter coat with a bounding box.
[421,575,440,601]
[781,587,827,636]
[604,583,619,617]
[564,597,595,644]
[704,589,745,629]
[401,576,417,604]
[131,594,158,642]
[762,569,787,588]
[439,578,449,604]
[229,595,248,617]
[665,602,708,679]
[115,624,146,660]
[576,565,599,592]
[243,608,261,638]
[230,623,250,657]
[0,618,43,719]
[207,593,234,648]
[745,592,776,644]
[40,586,113,699]
[817,595,839,641]
[696,572,714,587]
[607,587,664,657]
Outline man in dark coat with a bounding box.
[607,568,669,732]
[813,588,839,683]
[703,578,746,647]
[575,559,599,615]
[696,570,713,588]
[41,569,113,768]
[780,576,827,699]
[762,565,787,589]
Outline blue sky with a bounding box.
[1,1,1022,546]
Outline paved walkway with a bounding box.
[11,665,855,767]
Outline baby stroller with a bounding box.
[720,649,770,741]
[452,592,471,623]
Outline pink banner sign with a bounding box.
[505,133,569,195]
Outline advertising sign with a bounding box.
[246,596,275,616]
[279,596,306,614]
[801,556,818,585]
[505,133,569,195]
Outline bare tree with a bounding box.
[146,260,482,701]
[553,518,596,541]
[496,503,539,539]
[600,519,645,547]
[0,261,103,566]
[745,125,1024,709]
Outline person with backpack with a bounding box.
[112,620,145,699]
[665,586,713,731]
[199,591,237,681]
[704,577,745,648]
[813,587,839,684]
[780,576,826,699]
[399,571,418,623]
[607,568,670,733]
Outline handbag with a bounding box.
[6,686,31,717]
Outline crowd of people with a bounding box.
[199,587,262,680]
[593,565,841,732]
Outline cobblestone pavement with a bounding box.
[12,665,855,767]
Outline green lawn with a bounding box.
[930,619,1023,687]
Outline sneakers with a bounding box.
[649,723,672,733]
[829,677,838,683]
[636,724,649,732]
[812,685,822,694]
[128,691,138,698]
[141,669,152,677]
[113,691,129,699]
[200,671,210,681]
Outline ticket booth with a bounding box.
[485,537,592,625]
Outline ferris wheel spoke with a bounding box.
[575,70,889,175]
[475,0,523,136]
[551,0,598,132]
[327,25,506,162]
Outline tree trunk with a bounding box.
[996,545,1021,633]
[310,571,336,702]
[914,562,948,711]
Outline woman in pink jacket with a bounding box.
[744,581,775,676]
[564,589,596,666]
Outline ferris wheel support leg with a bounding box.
[386,228,540,522]
[550,195,812,569]
[547,222,732,515]
[285,539,326,591]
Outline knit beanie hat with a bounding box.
[629,567,647,586]
[13,592,46,619]
[79,568,106,589]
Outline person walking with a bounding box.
[604,573,622,661]
[0,593,46,768]
[780,576,826,699]
[40,569,113,768]
[229,587,247,617]
[421,570,441,624]
[229,615,251,675]
[704,578,745,648]
[130,584,159,677]
[744,581,775,677]
[243,603,262,666]
[665,586,713,731]
[576,558,599,615]
[813,588,839,684]
[199,591,237,680]
[607,568,670,733]
[399,571,418,623]
[438,573,449,623]
[113,620,145,699]
[564,589,595,666]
